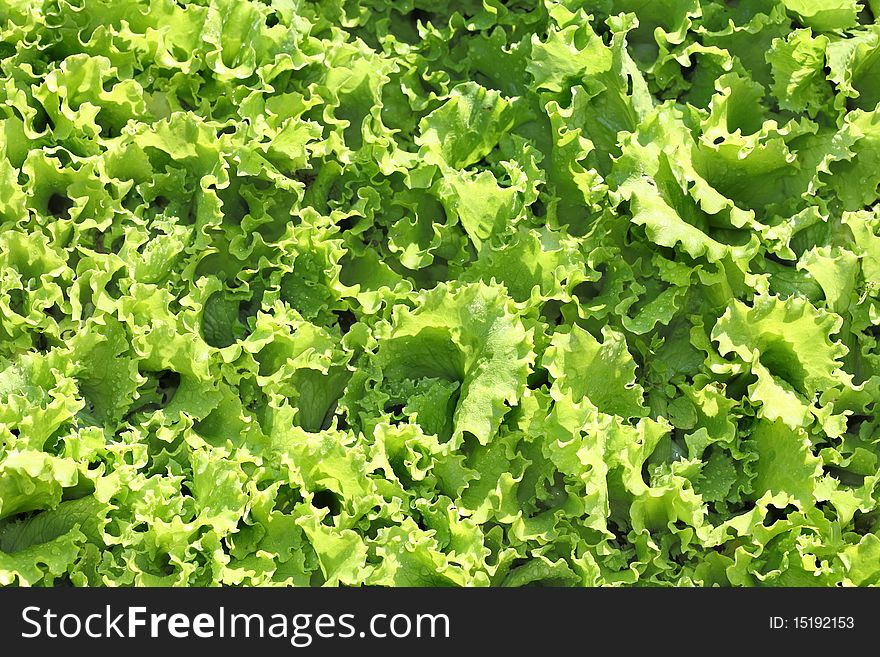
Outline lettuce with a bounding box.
[0,0,878,588]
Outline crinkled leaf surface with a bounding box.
[0,0,878,588]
